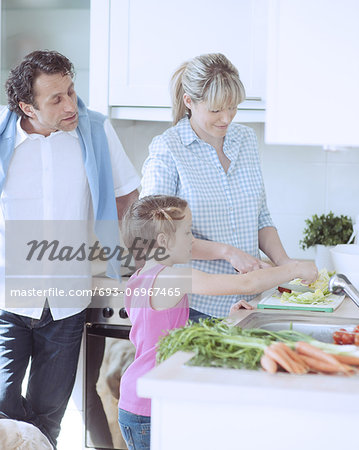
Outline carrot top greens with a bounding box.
[156,318,356,370]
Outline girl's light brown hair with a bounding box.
[121,195,188,251]
[171,53,246,125]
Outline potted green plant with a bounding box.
[300,212,354,270]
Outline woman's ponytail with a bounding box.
[170,62,188,125]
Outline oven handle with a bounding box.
[85,323,130,339]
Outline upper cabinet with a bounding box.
[265,0,359,147]
[90,0,268,122]
[0,0,90,105]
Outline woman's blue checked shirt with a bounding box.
[141,117,274,318]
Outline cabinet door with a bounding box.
[108,0,267,108]
[265,0,359,146]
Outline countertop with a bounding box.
[137,294,359,449]
[138,293,359,412]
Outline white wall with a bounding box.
[112,119,359,260]
[1,6,90,105]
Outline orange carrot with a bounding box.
[333,353,359,366]
[272,342,309,373]
[300,354,354,375]
[341,364,357,375]
[260,354,278,374]
[299,354,339,373]
[264,345,296,373]
[295,341,343,368]
[272,344,307,374]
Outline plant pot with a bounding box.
[330,244,359,289]
[314,244,335,271]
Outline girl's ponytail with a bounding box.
[122,195,188,250]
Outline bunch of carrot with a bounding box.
[261,341,359,375]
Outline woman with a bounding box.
[140,53,293,319]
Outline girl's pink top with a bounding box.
[119,264,189,416]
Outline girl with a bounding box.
[118,195,317,450]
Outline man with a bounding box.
[0,50,139,448]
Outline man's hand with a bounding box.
[116,189,139,221]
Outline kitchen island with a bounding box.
[138,293,359,450]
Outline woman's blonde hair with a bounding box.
[122,195,188,251]
[171,53,246,125]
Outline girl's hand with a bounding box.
[229,300,254,314]
[225,246,271,274]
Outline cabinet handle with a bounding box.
[245,97,262,101]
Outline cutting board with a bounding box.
[257,292,346,312]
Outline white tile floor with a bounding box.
[57,401,84,450]
[57,342,85,450]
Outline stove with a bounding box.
[85,268,135,449]
[87,269,134,326]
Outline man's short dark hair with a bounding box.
[5,50,75,118]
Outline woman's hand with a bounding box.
[229,300,254,314]
[225,246,271,274]
[294,261,318,285]
[278,259,318,285]
[192,239,269,273]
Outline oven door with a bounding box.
[85,323,135,450]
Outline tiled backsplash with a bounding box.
[112,119,359,260]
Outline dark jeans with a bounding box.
[0,307,86,448]
[119,408,151,450]
[188,307,212,323]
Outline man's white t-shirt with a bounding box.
[0,118,140,319]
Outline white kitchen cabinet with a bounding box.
[265,0,359,147]
[139,351,359,450]
[91,0,268,122]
